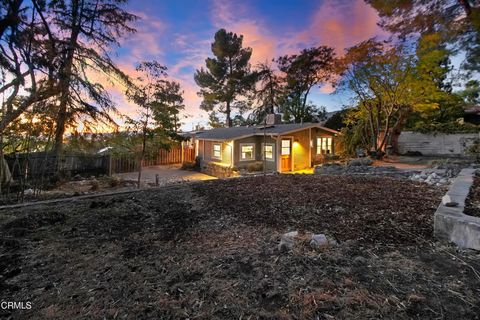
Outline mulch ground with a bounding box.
[1,175,479,319]
[465,176,480,217]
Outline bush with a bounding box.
[109,176,121,187]
[194,156,202,170]
[347,158,373,167]
[247,161,263,172]
[181,161,196,170]
[412,121,480,134]
[90,179,100,191]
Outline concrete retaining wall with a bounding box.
[434,168,480,250]
[398,131,480,156]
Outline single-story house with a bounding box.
[464,106,480,125]
[194,116,339,174]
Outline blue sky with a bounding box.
[106,0,385,130]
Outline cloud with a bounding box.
[87,0,386,131]
[297,0,385,54]
[120,11,167,61]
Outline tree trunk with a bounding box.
[225,100,232,127]
[52,0,81,159]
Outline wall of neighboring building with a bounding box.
[398,131,480,156]
[233,136,277,171]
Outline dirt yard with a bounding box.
[466,175,480,217]
[1,175,479,319]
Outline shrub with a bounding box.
[347,158,373,167]
[412,121,480,134]
[181,161,196,170]
[247,161,263,172]
[90,179,100,191]
[109,176,121,187]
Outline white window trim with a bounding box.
[239,143,255,161]
[316,137,333,155]
[212,143,222,160]
[261,143,275,162]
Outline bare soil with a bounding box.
[465,176,480,217]
[1,175,479,319]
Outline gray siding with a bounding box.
[234,136,277,171]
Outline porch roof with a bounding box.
[195,123,338,141]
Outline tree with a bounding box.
[276,46,336,123]
[127,61,171,188]
[366,0,480,73]
[337,39,418,153]
[0,0,60,133]
[151,80,185,133]
[194,29,257,127]
[250,62,284,123]
[207,111,225,129]
[460,80,480,104]
[46,0,137,157]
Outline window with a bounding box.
[316,137,333,155]
[240,143,255,161]
[212,143,221,159]
[262,143,275,161]
[281,139,291,155]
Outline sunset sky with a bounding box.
[108,0,386,131]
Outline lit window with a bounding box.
[281,139,291,155]
[262,143,275,161]
[213,143,221,159]
[317,137,333,155]
[240,144,255,161]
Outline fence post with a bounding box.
[108,155,112,176]
[181,142,185,163]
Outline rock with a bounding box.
[442,195,458,207]
[439,178,447,184]
[24,188,34,196]
[310,234,328,248]
[73,174,83,181]
[278,231,298,252]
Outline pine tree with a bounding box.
[194,29,256,127]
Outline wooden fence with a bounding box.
[109,146,196,174]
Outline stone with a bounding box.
[442,194,459,207]
[73,174,83,181]
[24,188,34,196]
[310,234,328,248]
[278,231,298,252]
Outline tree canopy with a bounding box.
[194,29,257,127]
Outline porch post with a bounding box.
[276,136,281,172]
[309,128,312,168]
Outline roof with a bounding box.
[195,123,338,141]
[465,106,480,115]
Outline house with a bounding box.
[464,106,480,125]
[195,115,339,176]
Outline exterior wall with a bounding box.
[199,140,232,166]
[287,129,311,171]
[233,136,277,171]
[311,128,337,164]
[398,131,480,156]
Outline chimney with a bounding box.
[266,114,282,125]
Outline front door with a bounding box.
[281,138,292,172]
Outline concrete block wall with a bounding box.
[398,131,480,156]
